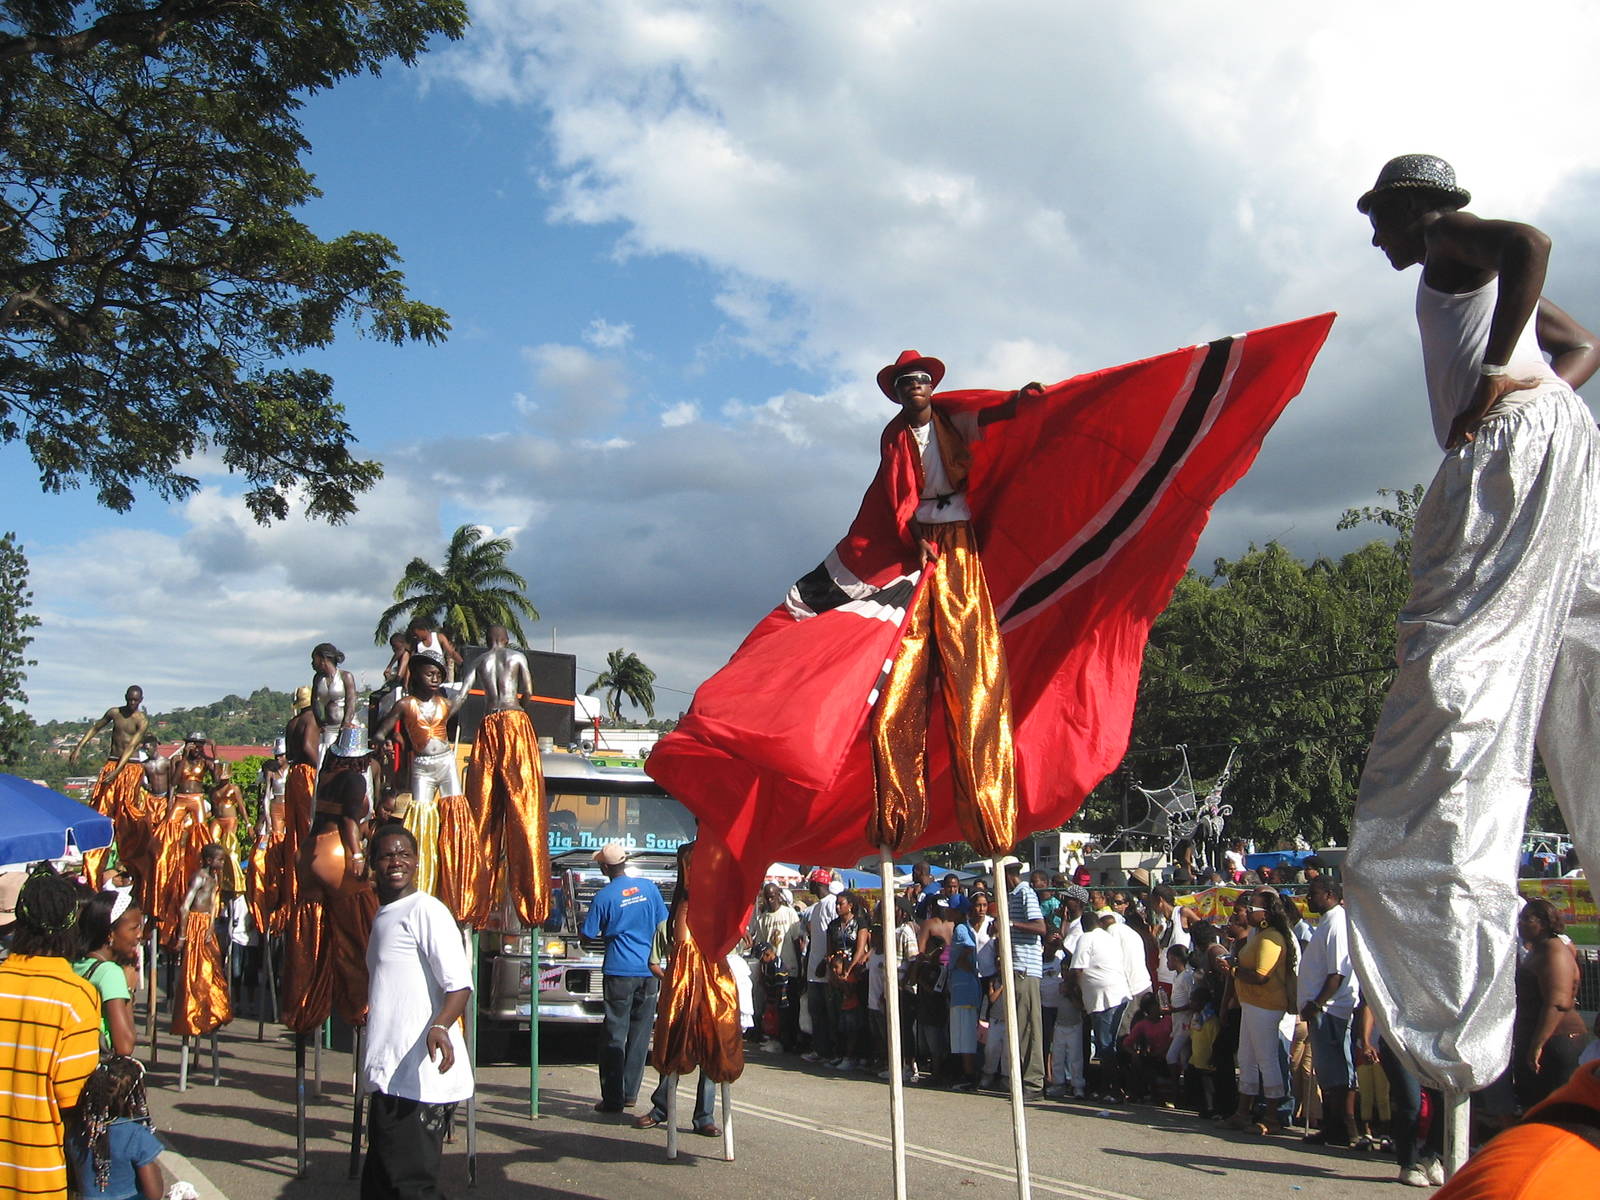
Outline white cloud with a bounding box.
[583,318,633,349]
[660,400,699,427]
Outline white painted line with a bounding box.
[729,1096,1150,1200]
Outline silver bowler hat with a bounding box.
[1357,153,1471,214]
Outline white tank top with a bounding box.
[1417,277,1559,450]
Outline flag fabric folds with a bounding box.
[648,314,1336,956]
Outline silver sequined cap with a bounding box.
[1356,153,1471,214]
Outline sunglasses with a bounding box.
[896,372,933,387]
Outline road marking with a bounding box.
[729,1095,1150,1200]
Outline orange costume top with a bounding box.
[1433,1061,1600,1199]
[398,695,451,752]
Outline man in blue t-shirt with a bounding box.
[581,843,669,1113]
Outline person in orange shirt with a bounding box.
[1430,1061,1600,1198]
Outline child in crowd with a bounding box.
[913,941,950,1083]
[1186,984,1222,1120]
[1122,993,1173,1102]
[1047,945,1087,1100]
[1165,944,1197,1105]
[68,1056,164,1200]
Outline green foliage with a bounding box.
[229,754,266,859]
[586,649,657,721]
[1080,508,1416,846]
[0,531,39,764]
[1,1,467,522]
[375,524,540,647]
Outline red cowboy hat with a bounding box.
[876,350,946,400]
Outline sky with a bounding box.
[12,0,1600,724]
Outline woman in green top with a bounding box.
[1223,889,1299,1134]
[75,890,145,1056]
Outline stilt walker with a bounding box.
[1345,157,1600,1161]
[171,844,234,1089]
[643,842,742,1160]
[647,326,1334,1194]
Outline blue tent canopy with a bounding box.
[0,773,114,866]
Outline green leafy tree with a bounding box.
[586,649,657,722]
[1077,495,1420,846]
[375,524,540,648]
[0,531,40,763]
[1,1,466,523]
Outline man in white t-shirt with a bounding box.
[1298,876,1360,1147]
[1071,911,1132,1068]
[362,824,473,1199]
[800,871,840,1062]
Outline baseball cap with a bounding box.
[592,843,628,866]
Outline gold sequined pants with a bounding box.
[869,520,1016,856]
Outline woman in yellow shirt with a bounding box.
[1224,890,1299,1133]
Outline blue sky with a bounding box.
[13,0,1600,722]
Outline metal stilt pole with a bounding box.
[991,857,1033,1200]
[467,927,479,1189]
[530,949,541,1119]
[295,1032,308,1178]
[178,1036,190,1091]
[210,1030,219,1086]
[720,1081,734,1162]
[665,1075,679,1160]
[146,928,159,1066]
[1443,1089,1470,1177]
[348,1026,365,1180]
[314,1019,326,1097]
[878,846,907,1200]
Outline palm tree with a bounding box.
[585,648,657,721]
[374,525,540,647]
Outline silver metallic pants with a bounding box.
[1347,385,1600,1092]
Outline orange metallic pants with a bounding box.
[869,520,1016,856]
[650,927,744,1084]
[467,709,550,929]
[86,760,145,889]
[172,910,232,1036]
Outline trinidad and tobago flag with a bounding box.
[649,314,1335,955]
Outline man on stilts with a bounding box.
[70,686,150,889]
[458,626,548,929]
[1345,154,1600,1175]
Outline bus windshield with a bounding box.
[547,788,695,858]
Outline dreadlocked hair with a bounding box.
[72,1056,150,1192]
[10,865,86,958]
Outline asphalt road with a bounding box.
[141,1014,1405,1200]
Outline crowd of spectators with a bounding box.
[745,857,1600,1189]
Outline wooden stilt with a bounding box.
[878,847,908,1200]
[665,1074,679,1160]
[178,1036,190,1092]
[210,1029,220,1086]
[720,1081,734,1162]
[990,857,1033,1200]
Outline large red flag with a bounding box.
[648,314,1336,955]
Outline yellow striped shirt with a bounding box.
[0,954,102,1197]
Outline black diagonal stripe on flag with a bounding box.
[1000,336,1234,626]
